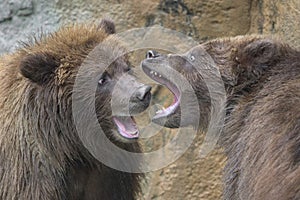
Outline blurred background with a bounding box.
[0,0,299,199]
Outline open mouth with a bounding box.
[142,65,181,119]
[113,116,139,139]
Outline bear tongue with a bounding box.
[113,116,139,139]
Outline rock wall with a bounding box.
[0,0,299,199]
[249,0,300,47]
[1,0,299,55]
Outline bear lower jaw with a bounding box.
[113,116,139,139]
[153,99,180,119]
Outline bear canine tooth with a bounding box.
[154,72,157,76]
[155,106,166,114]
[156,110,163,114]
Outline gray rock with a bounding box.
[0,1,12,22]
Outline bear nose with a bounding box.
[134,85,152,101]
[146,50,160,59]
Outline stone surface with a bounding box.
[0,0,299,199]
[0,0,60,54]
[249,0,300,48]
[1,0,299,54]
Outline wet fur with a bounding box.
[0,21,142,200]
[207,36,300,200]
[144,35,300,199]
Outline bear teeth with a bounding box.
[156,106,166,114]
[150,70,162,78]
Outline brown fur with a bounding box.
[142,35,300,199]
[0,20,144,200]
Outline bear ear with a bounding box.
[20,52,59,85]
[98,18,116,34]
[243,38,279,65]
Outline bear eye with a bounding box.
[189,55,195,62]
[99,72,110,85]
[98,78,105,85]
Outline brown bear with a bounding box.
[141,35,300,200]
[0,19,151,200]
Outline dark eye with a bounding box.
[98,72,110,85]
[189,55,195,62]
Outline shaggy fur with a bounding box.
[142,35,300,199]
[0,20,144,200]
